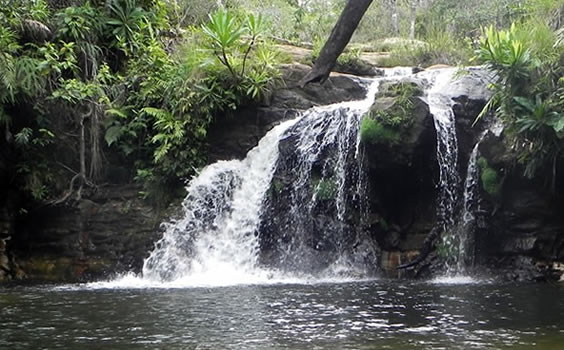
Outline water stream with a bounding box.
[425,69,484,276]
[139,76,381,286]
[426,69,460,230]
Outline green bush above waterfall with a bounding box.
[360,118,401,145]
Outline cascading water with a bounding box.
[426,69,484,277]
[453,134,486,272]
[426,69,460,230]
[137,68,415,286]
[142,118,298,284]
[261,68,419,277]
[262,85,378,276]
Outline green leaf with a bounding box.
[513,96,535,112]
[15,127,33,145]
[551,116,564,133]
[105,125,123,146]
[106,108,128,119]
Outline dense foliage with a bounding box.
[0,0,281,206]
[1,0,563,208]
[475,0,564,187]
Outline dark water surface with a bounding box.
[1,280,563,349]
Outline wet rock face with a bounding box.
[360,87,439,278]
[207,64,367,162]
[475,135,564,281]
[9,185,164,281]
[257,105,380,275]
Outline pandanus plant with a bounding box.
[201,10,266,79]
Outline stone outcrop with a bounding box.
[4,185,164,281]
[475,132,564,281]
[207,64,366,161]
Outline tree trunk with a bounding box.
[409,0,417,39]
[299,0,374,87]
[78,113,86,200]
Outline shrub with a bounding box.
[475,19,563,184]
[360,81,420,145]
[477,157,501,196]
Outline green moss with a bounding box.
[385,81,423,99]
[360,82,420,146]
[481,167,501,196]
[477,157,501,196]
[312,177,337,201]
[360,117,401,145]
[269,179,284,197]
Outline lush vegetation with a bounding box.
[2,0,563,209]
[475,0,564,188]
[0,0,281,206]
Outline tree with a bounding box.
[299,0,374,87]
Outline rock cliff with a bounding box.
[1,64,563,282]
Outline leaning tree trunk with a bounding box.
[299,0,374,87]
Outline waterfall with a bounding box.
[138,72,410,286]
[142,118,298,284]
[462,135,485,225]
[265,85,379,275]
[427,69,460,230]
[263,68,418,276]
[137,68,416,286]
[426,69,484,275]
[455,136,484,272]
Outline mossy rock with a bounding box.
[361,81,423,146]
[377,81,423,99]
[360,118,401,145]
[312,177,337,201]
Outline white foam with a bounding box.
[430,275,481,285]
[72,271,376,290]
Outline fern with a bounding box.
[141,106,171,120]
[16,57,44,97]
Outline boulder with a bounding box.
[207,63,368,162]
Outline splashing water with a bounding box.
[105,71,415,288]
[141,118,299,285]
[96,68,473,289]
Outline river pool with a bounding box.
[1,279,563,349]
